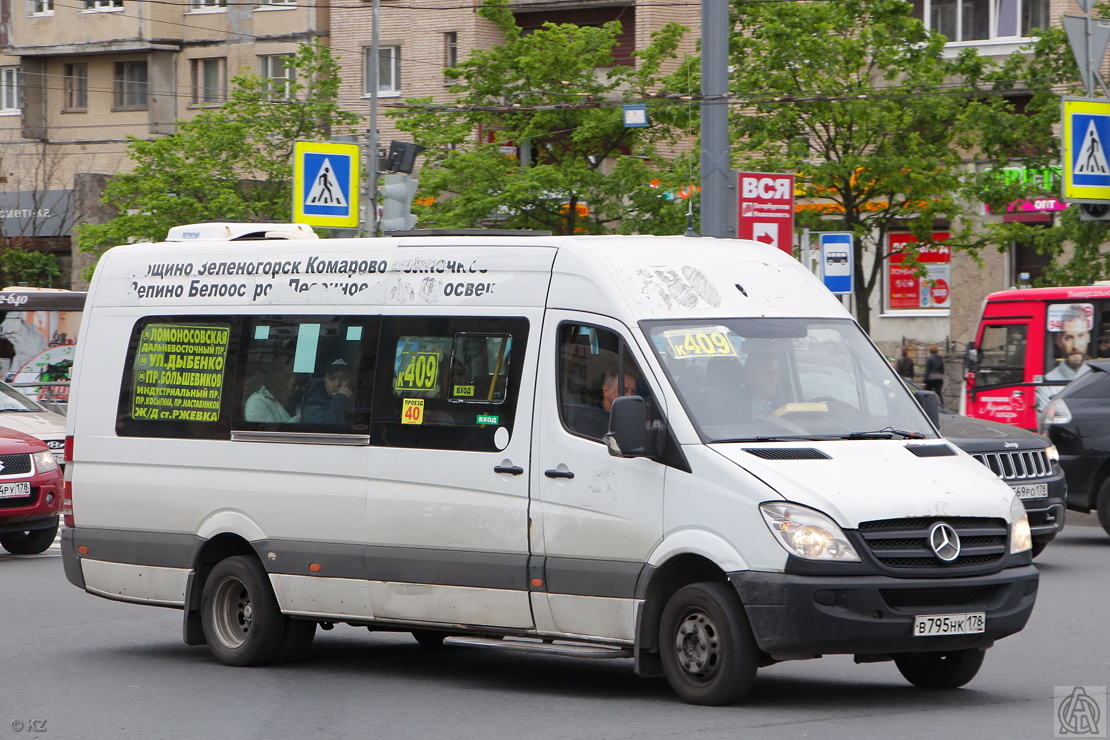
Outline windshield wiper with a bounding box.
[843,428,926,440]
[712,435,840,443]
[0,408,32,413]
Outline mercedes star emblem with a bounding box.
[928,522,961,562]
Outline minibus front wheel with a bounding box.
[659,582,759,705]
[202,555,292,666]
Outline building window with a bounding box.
[64,64,88,111]
[910,0,1050,42]
[191,58,226,105]
[444,32,458,79]
[83,0,123,9]
[363,46,401,96]
[257,0,296,5]
[259,55,295,99]
[114,61,148,110]
[1,67,20,114]
[29,0,54,14]
[190,0,227,9]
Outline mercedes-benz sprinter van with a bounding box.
[62,224,1037,705]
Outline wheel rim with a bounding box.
[211,576,253,649]
[672,608,722,683]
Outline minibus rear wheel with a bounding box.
[659,582,759,705]
[894,648,985,689]
[201,555,287,666]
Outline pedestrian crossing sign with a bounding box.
[293,140,360,227]
[1062,98,1110,201]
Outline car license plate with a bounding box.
[0,481,31,499]
[1012,483,1048,499]
[913,612,985,637]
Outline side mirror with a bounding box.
[965,342,978,372]
[605,396,648,457]
[913,390,941,428]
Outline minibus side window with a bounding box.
[233,316,379,434]
[116,316,239,439]
[371,316,528,451]
[975,324,1026,388]
[557,323,656,442]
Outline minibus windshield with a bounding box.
[644,318,936,443]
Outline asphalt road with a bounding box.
[2,516,1108,740]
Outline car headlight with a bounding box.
[1045,444,1060,464]
[32,450,58,474]
[1040,398,1072,430]
[1009,495,1032,555]
[759,502,861,562]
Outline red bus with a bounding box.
[964,285,1110,429]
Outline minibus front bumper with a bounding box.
[729,565,1039,661]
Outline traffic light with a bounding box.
[380,173,419,233]
[1079,202,1110,221]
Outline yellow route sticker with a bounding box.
[662,327,737,359]
[453,384,475,397]
[395,351,440,392]
[401,398,425,425]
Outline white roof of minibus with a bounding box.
[90,232,847,320]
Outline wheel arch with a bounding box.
[182,532,258,646]
[634,550,734,677]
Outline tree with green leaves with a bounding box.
[76,43,360,270]
[721,0,1076,332]
[960,23,1110,289]
[388,0,694,236]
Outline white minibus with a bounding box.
[62,224,1037,705]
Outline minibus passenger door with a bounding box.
[530,315,667,641]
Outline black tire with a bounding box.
[1097,479,1110,537]
[658,582,759,705]
[0,519,58,555]
[275,619,317,664]
[201,555,287,667]
[1030,540,1048,558]
[894,648,985,689]
[411,630,448,649]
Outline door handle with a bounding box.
[494,465,524,475]
[544,469,575,479]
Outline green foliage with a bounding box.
[390,0,692,235]
[714,0,1078,331]
[0,247,61,288]
[76,44,360,272]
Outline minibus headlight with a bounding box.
[33,450,59,474]
[1009,496,1032,555]
[759,502,861,562]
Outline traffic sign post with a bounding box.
[737,172,795,254]
[293,140,360,228]
[818,232,853,295]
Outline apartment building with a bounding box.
[0,0,329,284]
[329,0,699,155]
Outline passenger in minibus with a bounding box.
[302,357,354,424]
[244,366,299,424]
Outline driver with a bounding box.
[744,354,781,414]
